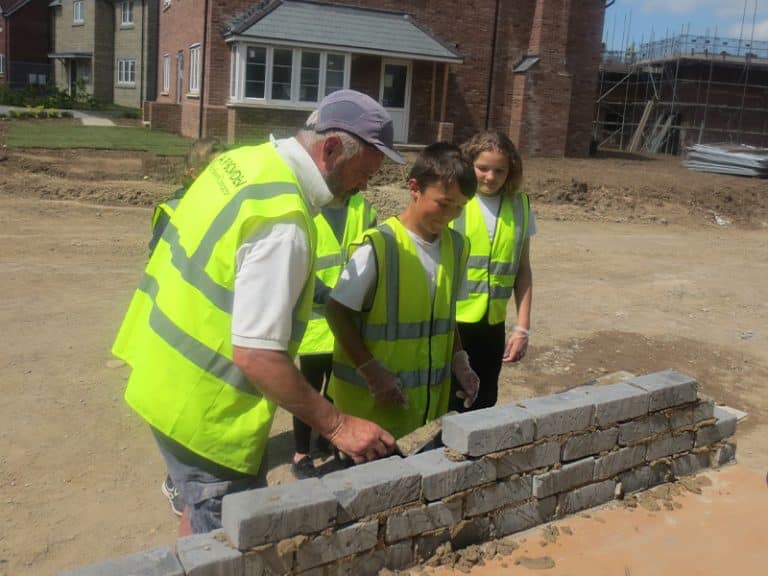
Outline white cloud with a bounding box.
[725,18,768,41]
[624,0,760,19]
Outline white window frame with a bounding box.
[73,0,84,24]
[121,1,134,26]
[117,58,136,86]
[188,44,201,95]
[229,43,350,107]
[0,54,5,76]
[162,54,170,94]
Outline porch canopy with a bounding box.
[226,0,463,64]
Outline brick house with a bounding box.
[147,0,607,156]
[48,0,157,107]
[0,0,52,88]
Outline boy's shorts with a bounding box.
[152,428,267,533]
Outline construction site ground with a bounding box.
[1,124,767,575]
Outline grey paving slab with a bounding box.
[441,404,535,456]
[619,465,652,494]
[645,431,694,461]
[532,458,595,498]
[59,547,184,576]
[517,391,594,439]
[222,478,337,549]
[177,531,242,576]
[626,370,698,412]
[489,440,561,477]
[492,497,557,537]
[671,452,710,477]
[295,520,378,571]
[593,445,646,480]
[558,480,616,515]
[385,501,461,543]
[694,406,738,447]
[562,428,619,461]
[617,413,669,445]
[406,449,495,501]
[569,382,650,426]
[463,476,532,517]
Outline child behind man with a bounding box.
[325,143,481,440]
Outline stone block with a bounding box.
[385,501,461,543]
[492,497,557,537]
[450,516,492,550]
[406,449,495,501]
[562,428,619,461]
[594,446,646,480]
[320,456,421,520]
[558,480,616,515]
[671,452,710,477]
[331,547,386,576]
[693,400,715,423]
[648,461,673,487]
[242,543,294,576]
[59,547,184,576]
[710,442,737,467]
[490,440,561,477]
[516,391,594,439]
[646,431,694,461]
[617,414,668,445]
[295,521,378,571]
[569,382,649,426]
[177,531,242,576]
[667,406,694,430]
[464,476,532,517]
[414,529,451,562]
[384,540,414,571]
[627,370,697,412]
[533,458,595,498]
[618,466,651,495]
[441,404,535,456]
[222,478,337,549]
[694,407,737,448]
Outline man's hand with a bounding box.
[357,358,408,406]
[325,413,396,464]
[502,326,529,363]
[452,350,480,408]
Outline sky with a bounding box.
[603,0,768,51]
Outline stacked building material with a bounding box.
[685,143,768,177]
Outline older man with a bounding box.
[112,90,402,534]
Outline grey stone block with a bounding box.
[441,404,535,457]
[627,370,698,412]
[671,452,710,477]
[406,449,495,501]
[320,456,421,520]
[492,497,557,537]
[693,400,715,423]
[694,407,737,447]
[667,406,694,430]
[517,391,594,439]
[295,520,378,571]
[385,500,461,543]
[222,478,337,549]
[332,547,386,576]
[384,540,414,571]
[569,383,650,426]
[648,461,673,487]
[594,446,646,480]
[242,543,293,576]
[617,413,668,445]
[532,458,595,498]
[646,431,694,461]
[464,476,532,517]
[710,442,737,467]
[59,547,184,576]
[490,440,561,477]
[619,466,651,495]
[414,529,451,562]
[558,480,616,515]
[450,517,492,550]
[177,531,242,576]
[562,428,619,461]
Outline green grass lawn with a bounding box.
[5,120,192,156]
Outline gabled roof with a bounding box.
[226,0,463,63]
[0,0,33,17]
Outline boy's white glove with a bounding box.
[452,350,480,408]
[356,359,408,407]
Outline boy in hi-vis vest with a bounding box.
[325,143,481,440]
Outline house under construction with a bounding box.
[594,34,768,155]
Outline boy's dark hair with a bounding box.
[461,131,523,196]
[408,142,477,199]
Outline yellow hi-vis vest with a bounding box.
[451,193,529,325]
[298,195,377,355]
[328,217,469,439]
[112,143,317,475]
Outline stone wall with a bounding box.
[61,370,738,576]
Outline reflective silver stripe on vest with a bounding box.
[139,274,259,396]
[461,279,514,300]
[333,362,451,390]
[315,253,344,270]
[362,318,453,341]
[159,182,302,315]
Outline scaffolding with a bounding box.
[593,33,768,155]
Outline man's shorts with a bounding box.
[152,428,267,533]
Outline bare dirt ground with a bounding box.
[0,122,767,575]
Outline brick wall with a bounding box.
[64,370,738,576]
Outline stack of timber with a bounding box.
[685,143,768,177]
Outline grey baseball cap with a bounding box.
[307,89,405,164]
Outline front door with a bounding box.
[380,60,411,143]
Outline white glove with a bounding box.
[357,359,407,407]
[452,350,480,408]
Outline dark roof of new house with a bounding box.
[225,0,463,63]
